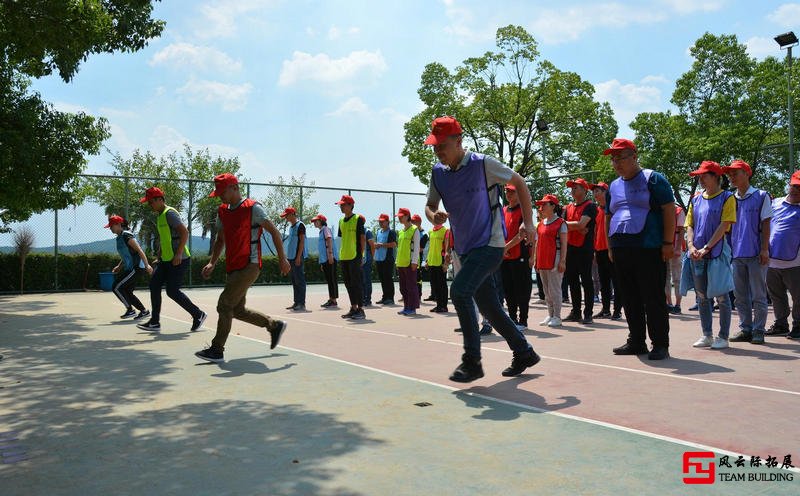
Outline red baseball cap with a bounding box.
[335,194,355,205]
[723,159,752,177]
[411,214,422,222]
[424,116,463,145]
[603,138,637,155]
[279,207,297,218]
[791,170,800,186]
[505,184,517,191]
[396,207,411,218]
[310,214,327,222]
[589,181,609,191]
[104,215,124,228]
[566,177,591,190]
[378,213,390,222]
[535,194,560,206]
[689,160,724,177]
[209,173,239,197]
[139,186,165,203]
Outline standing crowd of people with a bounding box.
[102,117,800,379]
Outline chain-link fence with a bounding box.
[0,174,427,294]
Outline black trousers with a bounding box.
[321,260,338,299]
[595,249,620,314]
[535,271,545,300]
[114,268,145,311]
[429,264,449,308]
[376,259,395,301]
[565,246,594,318]
[501,258,532,324]
[149,258,202,323]
[612,246,669,348]
[341,259,363,308]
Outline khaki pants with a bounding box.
[211,263,278,352]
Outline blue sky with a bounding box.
[31,0,800,196]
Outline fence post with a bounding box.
[124,177,130,220]
[299,185,304,219]
[391,192,396,230]
[54,209,59,290]
[187,179,194,287]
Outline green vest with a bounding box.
[396,225,417,268]
[426,227,447,266]
[338,214,359,261]
[157,206,190,262]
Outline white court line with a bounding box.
[160,313,800,470]
[232,332,800,471]
[273,314,800,397]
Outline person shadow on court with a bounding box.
[453,376,580,420]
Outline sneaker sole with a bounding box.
[270,321,287,349]
[449,371,485,383]
[195,352,224,363]
[136,325,161,332]
[120,314,137,319]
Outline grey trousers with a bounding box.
[766,266,800,328]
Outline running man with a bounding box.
[106,215,152,320]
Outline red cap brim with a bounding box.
[424,133,444,145]
[139,197,148,203]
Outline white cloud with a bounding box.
[640,75,670,85]
[746,36,780,59]
[326,25,361,40]
[660,0,725,14]
[149,125,239,159]
[52,101,92,114]
[176,79,253,111]
[767,3,800,27]
[530,3,665,45]
[326,97,370,117]
[278,50,387,87]
[441,0,495,42]
[594,79,663,130]
[195,0,277,39]
[149,42,242,72]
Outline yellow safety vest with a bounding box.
[427,227,447,266]
[157,206,190,262]
[338,214,359,261]
[396,225,417,268]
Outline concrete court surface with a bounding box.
[0,283,798,495]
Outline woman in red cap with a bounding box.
[312,214,338,308]
[534,195,567,326]
[106,215,152,321]
[395,208,421,315]
[685,161,736,350]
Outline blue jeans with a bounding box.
[290,259,306,305]
[450,246,532,359]
[732,257,768,333]
[362,261,373,305]
[692,259,731,338]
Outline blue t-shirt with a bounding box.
[607,171,675,249]
[364,230,374,264]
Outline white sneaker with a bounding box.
[711,337,729,349]
[548,317,562,327]
[539,316,552,326]
[693,336,713,348]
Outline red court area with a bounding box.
[178,284,799,460]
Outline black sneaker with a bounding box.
[350,309,366,320]
[120,309,136,319]
[613,342,648,355]
[593,311,612,319]
[787,326,800,340]
[136,321,161,332]
[670,305,682,315]
[563,312,581,322]
[501,349,541,377]
[765,323,789,336]
[688,304,699,311]
[341,309,355,319]
[424,296,436,301]
[269,320,287,349]
[291,304,306,312]
[191,311,207,332]
[479,324,493,335]
[449,354,484,382]
[134,309,150,320]
[729,331,752,342]
[581,316,594,325]
[286,303,297,310]
[195,347,224,363]
[648,347,670,360]
[453,328,462,333]
[611,312,622,321]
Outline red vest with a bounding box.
[219,198,262,273]
[536,218,564,270]
[565,200,592,247]
[594,207,608,251]
[503,205,525,260]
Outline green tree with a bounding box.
[402,25,617,185]
[257,174,320,255]
[0,1,164,226]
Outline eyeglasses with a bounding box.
[610,153,634,163]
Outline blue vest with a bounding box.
[317,225,335,264]
[116,231,144,271]
[608,169,654,236]
[374,228,394,261]
[431,152,500,256]
[729,189,768,259]
[692,191,733,259]
[769,198,800,260]
[286,221,308,260]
